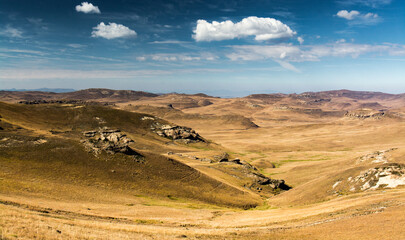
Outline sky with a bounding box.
[0,0,404,96]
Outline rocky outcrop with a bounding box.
[82,127,142,159]
[332,163,405,194]
[345,110,386,119]
[211,152,290,192]
[357,148,397,164]
[151,122,205,143]
[349,164,405,191]
[218,157,258,170]
[249,172,291,191]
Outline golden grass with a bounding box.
[1,95,405,239]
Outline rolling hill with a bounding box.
[1,89,405,239]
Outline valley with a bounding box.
[1,89,405,239]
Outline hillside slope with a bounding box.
[0,102,263,208]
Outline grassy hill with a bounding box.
[0,102,261,208]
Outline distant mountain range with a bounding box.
[0,88,76,93]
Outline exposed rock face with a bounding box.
[141,116,154,121]
[249,172,291,191]
[333,163,405,193]
[345,109,386,119]
[351,164,405,191]
[358,148,397,164]
[217,157,258,170]
[82,127,141,159]
[151,122,205,143]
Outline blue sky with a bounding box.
[0,0,404,96]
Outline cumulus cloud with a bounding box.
[75,2,100,14]
[227,42,405,71]
[0,26,23,38]
[297,37,304,44]
[337,10,360,20]
[91,22,137,39]
[336,10,380,24]
[192,16,296,42]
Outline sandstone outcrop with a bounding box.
[249,172,291,191]
[151,122,205,143]
[82,127,142,159]
[333,163,405,193]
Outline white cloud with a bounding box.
[192,16,296,42]
[297,37,304,44]
[75,2,100,14]
[227,43,405,71]
[337,10,360,20]
[0,26,23,38]
[91,22,137,39]
[336,10,380,24]
[227,45,308,62]
[363,12,379,19]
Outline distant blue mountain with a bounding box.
[1,88,76,93]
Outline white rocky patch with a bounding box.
[332,181,341,189]
[370,175,405,190]
[348,164,405,192]
[358,148,397,164]
[141,116,154,121]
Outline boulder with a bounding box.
[82,127,140,158]
[151,122,205,142]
